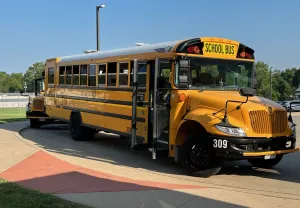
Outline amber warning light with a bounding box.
[179,93,187,102]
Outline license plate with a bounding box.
[39,118,46,122]
[264,154,276,160]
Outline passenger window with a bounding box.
[73,65,79,85]
[158,62,171,89]
[191,70,197,78]
[48,68,55,85]
[59,66,65,85]
[98,64,106,86]
[80,65,88,86]
[119,62,129,87]
[66,66,72,85]
[130,61,147,87]
[88,64,96,86]
[107,62,117,87]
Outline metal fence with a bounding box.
[0,93,35,108]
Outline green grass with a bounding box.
[0,178,92,208]
[0,108,27,124]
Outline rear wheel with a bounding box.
[247,154,283,168]
[30,119,40,128]
[69,113,97,141]
[179,134,223,178]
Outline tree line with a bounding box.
[0,61,299,101]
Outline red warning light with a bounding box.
[193,46,200,54]
[187,46,194,53]
[245,53,251,58]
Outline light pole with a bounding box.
[270,67,273,100]
[96,4,106,51]
[24,82,27,93]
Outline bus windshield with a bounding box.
[176,57,254,90]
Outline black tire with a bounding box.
[69,113,97,141]
[247,154,283,168]
[179,134,223,178]
[30,119,40,128]
[69,113,84,141]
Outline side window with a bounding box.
[98,64,106,86]
[80,65,88,86]
[158,61,171,89]
[191,70,197,78]
[107,62,117,87]
[48,68,55,85]
[119,62,129,87]
[73,65,79,85]
[66,66,72,85]
[130,61,147,87]
[59,66,65,85]
[88,64,96,86]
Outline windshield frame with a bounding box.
[174,56,255,91]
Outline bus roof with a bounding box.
[58,37,254,63]
[59,39,181,63]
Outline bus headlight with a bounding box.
[215,125,246,137]
[288,122,296,137]
[26,106,31,112]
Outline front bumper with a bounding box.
[210,134,299,159]
[26,111,49,119]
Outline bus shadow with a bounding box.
[19,123,300,185]
[0,171,247,208]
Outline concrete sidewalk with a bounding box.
[1,121,300,208]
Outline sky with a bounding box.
[0,0,299,74]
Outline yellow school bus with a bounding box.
[27,37,299,177]
[25,71,53,128]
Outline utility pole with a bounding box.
[96,4,106,51]
[270,67,272,100]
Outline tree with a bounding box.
[254,61,271,98]
[272,70,293,101]
[22,61,45,92]
[7,73,23,93]
[0,71,9,93]
[281,68,297,86]
[292,69,300,89]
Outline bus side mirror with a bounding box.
[178,60,190,89]
[239,87,256,97]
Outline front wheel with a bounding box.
[247,154,283,168]
[179,134,223,178]
[30,119,40,128]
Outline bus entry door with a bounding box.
[131,59,148,150]
[152,58,171,156]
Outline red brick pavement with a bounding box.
[0,150,205,194]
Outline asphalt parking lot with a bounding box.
[17,113,300,207]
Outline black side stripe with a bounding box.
[46,94,149,106]
[83,123,145,144]
[50,116,145,143]
[62,106,145,122]
[52,85,147,92]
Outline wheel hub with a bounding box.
[190,144,210,169]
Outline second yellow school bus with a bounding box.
[27,37,299,177]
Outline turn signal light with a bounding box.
[179,93,187,102]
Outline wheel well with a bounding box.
[175,120,207,146]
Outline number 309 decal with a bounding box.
[213,139,228,149]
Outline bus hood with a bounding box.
[186,90,289,137]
